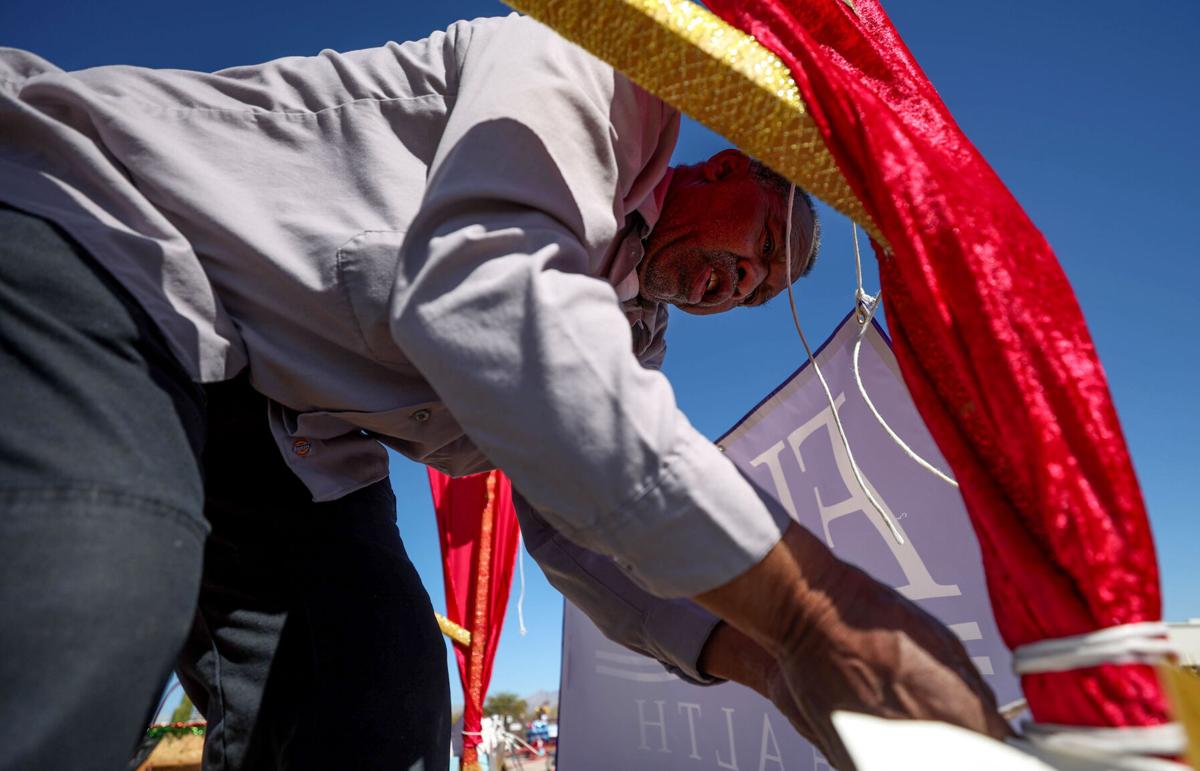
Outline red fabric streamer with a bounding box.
[429,469,521,766]
[707,0,1168,727]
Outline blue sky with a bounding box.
[6,0,1197,706]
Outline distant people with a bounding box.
[526,710,550,756]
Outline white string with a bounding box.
[784,184,905,545]
[1019,721,1188,763]
[848,223,959,488]
[998,698,1028,720]
[516,533,528,636]
[1011,621,1177,675]
[851,220,870,320]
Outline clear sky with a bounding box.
[6,0,1196,707]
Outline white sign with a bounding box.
[557,314,1021,770]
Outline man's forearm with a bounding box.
[692,520,841,657]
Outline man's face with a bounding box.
[639,150,814,316]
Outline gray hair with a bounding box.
[748,159,821,280]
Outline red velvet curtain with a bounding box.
[429,469,521,766]
[706,0,1168,727]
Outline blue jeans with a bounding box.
[0,206,449,770]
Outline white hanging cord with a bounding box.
[784,184,905,545]
[848,223,959,488]
[851,219,871,321]
[516,533,528,636]
[1011,621,1177,675]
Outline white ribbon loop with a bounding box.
[1012,621,1177,675]
[1022,721,1187,758]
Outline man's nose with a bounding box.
[735,257,767,299]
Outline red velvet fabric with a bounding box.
[429,469,521,756]
[706,0,1168,726]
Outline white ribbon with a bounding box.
[1013,621,1177,675]
[1022,721,1187,758]
[1012,623,1184,765]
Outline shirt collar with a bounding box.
[634,167,673,231]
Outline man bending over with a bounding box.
[0,14,1005,770]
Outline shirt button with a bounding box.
[411,408,432,423]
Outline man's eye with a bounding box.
[763,231,774,256]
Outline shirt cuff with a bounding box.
[643,600,725,686]
[601,429,791,598]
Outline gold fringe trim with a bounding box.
[503,0,882,243]
[436,612,472,646]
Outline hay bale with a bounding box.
[134,732,204,771]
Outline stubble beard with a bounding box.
[642,248,737,308]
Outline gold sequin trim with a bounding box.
[504,0,881,243]
[436,612,472,646]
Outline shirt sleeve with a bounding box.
[513,492,723,685]
[389,15,789,598]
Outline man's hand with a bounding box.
[693,522,1009,770]
[698,622,821,746]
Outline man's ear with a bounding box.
[702,149,751,182]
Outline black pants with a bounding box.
[0,206,449,770]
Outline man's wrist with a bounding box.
[697,622,773,696]
[692,521,845,658]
